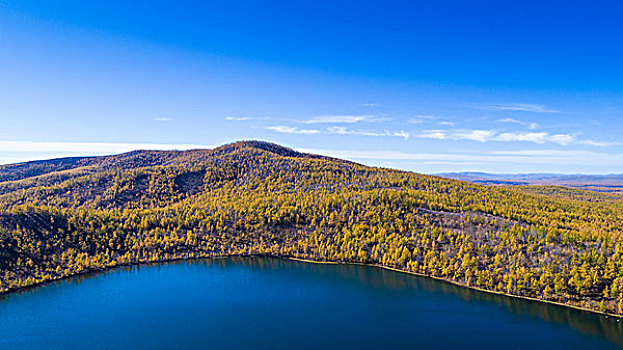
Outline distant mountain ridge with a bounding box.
[438,172,623,193]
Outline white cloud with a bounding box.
[418,129,578,145]
[363,103,380,107]
[453,130,497,142]
[468,103,560,113]
[498,118,539,130]
[393,130,410,140]
[266,120,614,147]
[439,121,455,126]
[495,132,548,144]
[577,139,623,147]
[266,124,408,139]
[420,130,448,140]
[326,126,359,135]
[265,126,321,134]
[155,117,172,122]
[496,132,575,145]
[326,127,409,139]
[301,115,381,124]
[546,134,575,146]
[225,116,254,121]
[499,117,523,124]
[408,115,439,124]
[419,128,617,147]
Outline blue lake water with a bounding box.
[1,257,622,349]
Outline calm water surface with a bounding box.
[1,257,622,349]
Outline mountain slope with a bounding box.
[1,141,622,316]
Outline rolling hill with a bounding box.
[1,141,622,316]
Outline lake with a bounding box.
[1,257,622,349]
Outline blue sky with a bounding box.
[1,1,622,173]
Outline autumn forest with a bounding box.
[1,141,623,316]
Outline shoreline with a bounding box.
[287,256,623,319]
[2,254,622,320]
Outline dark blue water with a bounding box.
[1,257,622,349]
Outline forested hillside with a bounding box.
[1,141,623,316]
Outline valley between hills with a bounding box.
[1,141,623,316]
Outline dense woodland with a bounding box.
[1,141,623,316]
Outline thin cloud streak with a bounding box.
[452,130,497,143]
[498,118,539,129]
[267,125,409,139]
[468,103,560,113]
[301,115,382,124]
[266,126,321,134]
[491,150,595,156]
[418,129,581,146]
[299,148,623,168]
[496,132,574,145]
[327,127,409,139]
[225,116,254,121]
[577,140,623,147]
[407,115,439,124]
[420,130,447,140]
[499,117,523,124]
[267,121,613,147]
